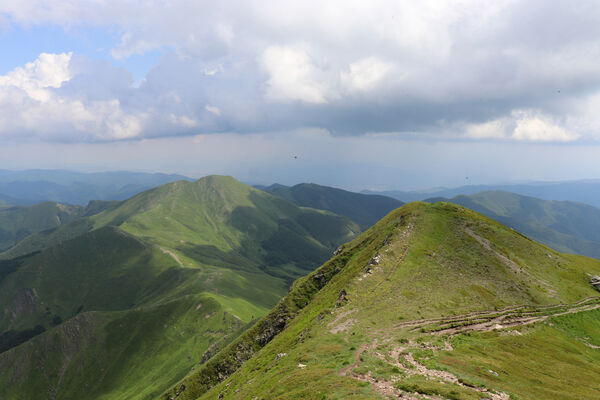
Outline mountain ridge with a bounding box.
[0,175,362,400]
[161,201,600,400]
[258,182,403,228]
[425,190,600,259]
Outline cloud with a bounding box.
[205,105,221,116]
[0,52,145,141]
[464,110,580,143]
[261,45,332,104]
[0,52,72,101]
[340,57,392,92]
[2,1,600,143]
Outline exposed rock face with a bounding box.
[367,254,380,266]
[336,289,348,306]
[333,245,344,256]
[591,275,600,291]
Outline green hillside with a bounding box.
[428,190,600,259]
[0,202,86,253]
[163,202,600,400]
[260,183,403,228]
[0,176,361,400]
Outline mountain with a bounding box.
[426,191,600,259]
[0,200,119,259]
[162,201,600,400]
[362,179,600,207]
[0,176,361,400]
[0,193,33,208]
[258,183,403,228]
[0,202,89,253]
[0,169,192,206]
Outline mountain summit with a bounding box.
[0,176,360,400]
[165,201,600,400]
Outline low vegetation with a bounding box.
[169,202,600,400]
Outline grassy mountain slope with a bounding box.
[162,202,600,400]
[0,200,120,259]
[0,202,86,253]
[0,176,361,400]
[260,183,403,228]
[427,190,600,259]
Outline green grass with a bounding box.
[0,202,85,253]
[262,182,403,228]
[0,176,363,399]
[394,375,486,399]
[168,201,600,400]
[432,309,600,399]
[437,190,600,259]
[0,294,250,400]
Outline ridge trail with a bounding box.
[341,297,600,399]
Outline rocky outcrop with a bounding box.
[591,275,600,291]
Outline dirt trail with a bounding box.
[345,337,509,400]
[392,297,600,335]
[159,247,184,266]
[339,343,372,377]
[345,297,600,399]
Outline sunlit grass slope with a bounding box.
[162,202,600,400]
[0,176,360,400]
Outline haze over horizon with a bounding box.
[2,1,600,190]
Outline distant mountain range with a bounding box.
[0,169,192,206]
[363,179,600,208]
[426,191,600,259]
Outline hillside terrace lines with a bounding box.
[341,299,600,398]
[392,297,600,335]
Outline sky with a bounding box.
[1,0,600,190]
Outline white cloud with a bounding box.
[512,112,579,142]
[0,52,72,102]
[205,104,221,116]
[2,1,600,143]
[465,110,580,143]
[464,118,511,140]
[169,113,198,128]
[0,53,146,141]
[261,45,333,104]
[340,57,392,92]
